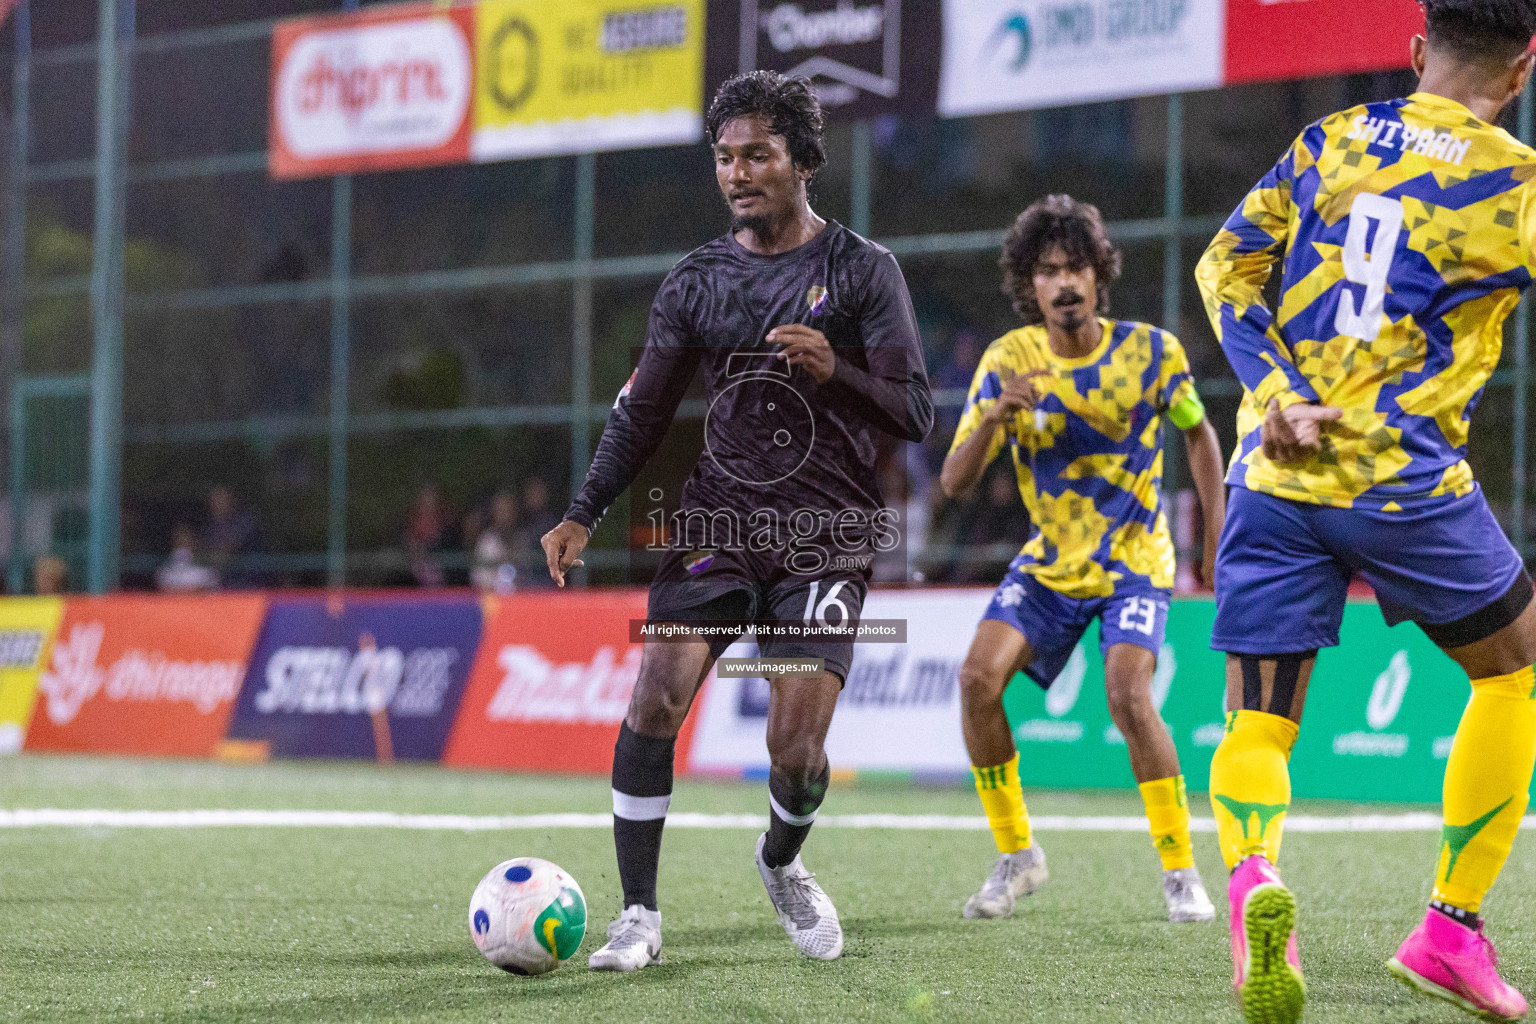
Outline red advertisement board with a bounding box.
[25,595,268,758]
[1224,0,1424,85]
[270,3,475,180]
[444,591,698,775]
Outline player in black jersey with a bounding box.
[542,72,931,969]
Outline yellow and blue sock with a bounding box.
[1141,774,1195,871]
[974,752,1031,853]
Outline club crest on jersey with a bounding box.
[613,368,637,409]
[684,550,715,575]
[806,285,828,315]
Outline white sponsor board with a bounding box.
[688,589,990,773]
[272,11,473,170]
[939,0,1224,118]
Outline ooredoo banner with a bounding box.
[472,0,706,161]
[0,597,64,755]
[24,595,267,757]
[270,4,476,179]
[225,595,483,761]
[939,0,1225,118]
[1001,599,1478,802]
[444,590,699,774]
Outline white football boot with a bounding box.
[754,833,844,960]
[1162,866,1216,923]
[963,843,1049,919]
[587,904,662,971]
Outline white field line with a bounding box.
[0,808,1493,832]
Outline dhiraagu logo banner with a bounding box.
[1003,598,1478,803]
[0,597,64,754]
[472,0,705,161]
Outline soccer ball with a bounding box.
[468,857,587,975]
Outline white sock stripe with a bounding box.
[768,791,819,827]
[612,790,671,821]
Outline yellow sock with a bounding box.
[1209,710,1298,870]
[974,753,1031,853]
[1434,665,1536,913]
[1140,775,1195,870]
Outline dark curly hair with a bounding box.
[1421,0,1536,61]
[705,71,826,178]
[999,195,1121,325]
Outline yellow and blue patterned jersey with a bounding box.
[949,318,1201,598]
[1197,91,1536,510]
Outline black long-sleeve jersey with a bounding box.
[564,221,933,556]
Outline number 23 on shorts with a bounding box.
[1115,595,1162,637]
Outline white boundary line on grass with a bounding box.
[0,809,1497,832]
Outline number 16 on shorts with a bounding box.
[1105,593,1168,646]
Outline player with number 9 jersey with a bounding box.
[1197,8,1536,1018]
[1197,85,1536,658]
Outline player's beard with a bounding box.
[1052,291,1089,333]
[731,211,773,236]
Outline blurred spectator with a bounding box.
[946,470,1027,583]
[404,484,454,588]
[201,486,262,588]
[32,555,68,595]
[925,330,984,478]
[515,476,560,588]
[157,523,219,593]
[470,491,520,593]
[519,476,560,542]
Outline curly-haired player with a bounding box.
[940,195,1227,925]
[1197,1,1536,1020]
[544,71,931,970]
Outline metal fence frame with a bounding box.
[3,2,1532,591]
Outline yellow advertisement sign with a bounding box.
[473,0,704,160]
[0,597,63,755]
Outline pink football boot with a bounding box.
[1228,854,1305,1024]
[1388,908,1528,1021]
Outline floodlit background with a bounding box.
[4,0,1519,597]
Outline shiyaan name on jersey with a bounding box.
[1344,115,1473,166]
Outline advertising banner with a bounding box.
[688,588,986,775]
[444,590,701,774]
[939,0,1224,118]
[25,595,267,757]
[704,0,940,121]
[1002,598,1478,802]
[226,595,483,761]
[270,4,476,179]
[472,0,706,161]
[1223,0,1423,86]
[685,587,1479,803]
[0,597,64,755]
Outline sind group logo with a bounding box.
[984,11,1031,70]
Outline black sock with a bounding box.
[762,761,830,869]
[1430,899,1481,930]
[611,722,675,912]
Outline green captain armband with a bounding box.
[1167,392,1206,430]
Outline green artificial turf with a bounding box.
[1,754,1529,1022]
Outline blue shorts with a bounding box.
[981,558,1170,689]
[1213,485,1528,655]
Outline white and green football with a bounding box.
[468,857,587,976]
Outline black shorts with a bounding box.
[646,547,869,683]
